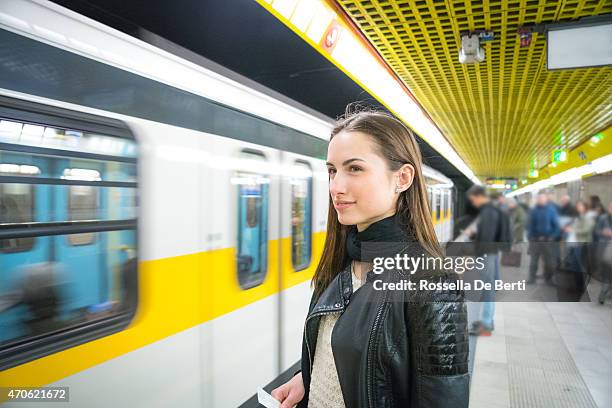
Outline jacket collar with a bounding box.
[309,264,353,315]
[309,262,383,317]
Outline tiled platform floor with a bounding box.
[469,281,612,408]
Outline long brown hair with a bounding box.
[312,107,443,297]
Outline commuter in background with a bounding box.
[496,193,509,213]
[559,195,577,218]
[466,185,500,336]
[489,191,509,280]
[520,198,531,231]
[527,192,560,284]
[570,201,595,244]
[594,202,612,305]
[508,198,526,243]
[547,193,564,277]
[518,199,530,215]
[559,195,577,241]
[587,195,605,221]
[547,191,560,213]
[563,201,594,298]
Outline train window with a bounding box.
[68,185,98,246]
[0,119,23,142]
[66,169,101,246]
[291,161,312,271]
[435,190,441,221]
[441,191,446,220]
[0,164,39,253]
[0,103,138,370]
[445,191,450,217]
[236,150,269,289]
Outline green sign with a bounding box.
[552,149,567,163]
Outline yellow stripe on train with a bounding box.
[0,233,326,390]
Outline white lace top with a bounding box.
[308,266,364,408]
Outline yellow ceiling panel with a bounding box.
[334,0,612,179]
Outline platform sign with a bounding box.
[552,149,568,163]
[528,169,539,178]
[589,133,604,146]
[486,178,517,190]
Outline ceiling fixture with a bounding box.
[518,16,612,70]
[518,27,532,47]
[459,31,493,64]
[459,33,485,64]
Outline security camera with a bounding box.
[459,34,485,63]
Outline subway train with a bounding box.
[0,1,454,406]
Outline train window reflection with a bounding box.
[68,185,98,246]
[0,165,38,253]
[291,161,312,271]
[65,168,101,246]
[0,120,137,158]
[236,150,269,289]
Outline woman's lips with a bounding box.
[334,202,355,210]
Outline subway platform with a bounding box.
[468,279,612,408]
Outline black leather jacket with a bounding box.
[297,261,470,408]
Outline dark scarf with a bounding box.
[346,214,415,262]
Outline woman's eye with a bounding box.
[349,166,362,172]
[327,168,336,175]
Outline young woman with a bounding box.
[272,108,469,408]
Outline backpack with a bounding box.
[495,207,513,251]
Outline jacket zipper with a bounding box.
[304,307,343,372]
[366,294,387,407]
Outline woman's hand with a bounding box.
[271,372,305,408]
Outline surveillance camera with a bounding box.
[459,34,485,63]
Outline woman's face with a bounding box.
[576,202,586,214]
[327,131,408,231]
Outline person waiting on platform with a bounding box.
[465,185,502,337]
[527,192,561,285]
[594,202,612,305]
[508,197,526,244]
[272,107,469,408]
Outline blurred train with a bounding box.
[0,1,454,406]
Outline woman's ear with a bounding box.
[396,164,415,193]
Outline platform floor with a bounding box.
[468,280,612,408]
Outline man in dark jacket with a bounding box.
[559,194,577,218]
[527,192,560,284]
[466,185,500,336]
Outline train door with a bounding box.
[208,145,281,407]
[279,153,315,372]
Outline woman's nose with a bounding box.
[329,172,347,196]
